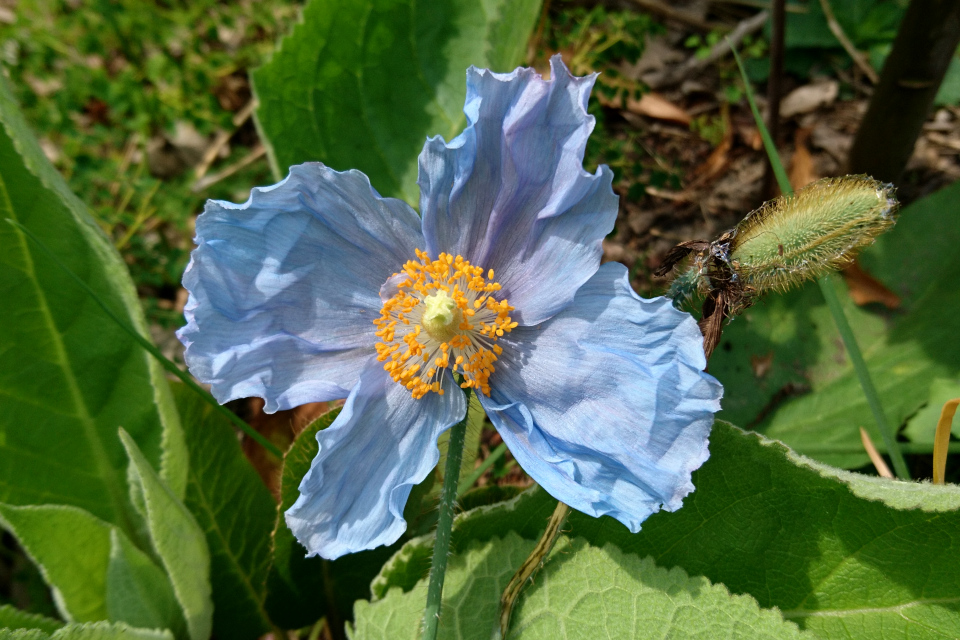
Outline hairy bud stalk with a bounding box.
[657,175,899,357]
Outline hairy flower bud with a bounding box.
[656,174,899,358]
[725,175,898,294]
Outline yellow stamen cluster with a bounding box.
[374,250,517,399]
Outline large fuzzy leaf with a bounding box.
[119,432,210,640]
[173,385,275,639]
[251,0,542,205]
[0,605,62,634]
[0,622,174,640]
[105,530,182,636]
[0,503,180,635]
[353,533,811,639]
[373,422,960,640]
[0,70,185,537]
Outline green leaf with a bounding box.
[354,533,810,639]
[0,503,181,636]
[0,68,186,538]
[904,378,960,444]
[172,384,275,639]
[0,605,62,633]
[935,55,960,106]
[50,622,172,640]
[118,431,211,640]
[0,503,114,623]
[709,178,960,468]
[105,530,183,636]
[784,0,904,50]
[375,422,960,640]
[0,630,50,640]
[251,0,542,205]
[0,623,172,640]
[265,408,398,629]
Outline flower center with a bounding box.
[421,290,461,342]
[374,249,517,399]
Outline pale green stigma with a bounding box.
[421,290,461,341]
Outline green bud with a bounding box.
[725,175,898,294]
[657,175,899,357]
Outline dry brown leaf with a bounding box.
[690,104,732,183]
[842,261,901,309]
[750,352,774,379]
[789,127,817,190]
[739,125,763,150]
[780,80,839,118]
[598,91,692,126]
[694,135,731,182]
[628,92,692,125]
[859,427,894,478]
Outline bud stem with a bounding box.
[819,275,911,479]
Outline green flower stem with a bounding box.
[421,386,472,640]
[819,275,910,478]
[457,441,508,495]
[6,219,283,459]
[730,45,911,480]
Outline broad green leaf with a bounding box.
[0,503,180,635]
[784,0,904,50]
[119,431,211,640]
[0,631,49,640]
[172,384,275,640]
[105,530,183,636]
[51,622,172,640]
[0,70,186,537]
[904,378,960,445]
[0,623,172,640]
[0,605,62,633]
[265,408,398,629]
[354,533,810,639]
[251,0,542,205]
[0,503,114,623]
[375,422,960,640]
[709,178,960,468]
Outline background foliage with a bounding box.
[1,0,959,638]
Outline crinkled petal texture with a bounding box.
[419,55,618,326]
[479,263,723,532]
[178,164,423,412]
[285,361,466,559]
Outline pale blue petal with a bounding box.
[419,56,618,325]
[479,263,723,532]
[285,360,466,559]
[178,164,423,412]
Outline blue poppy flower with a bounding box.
[177,56,723,560]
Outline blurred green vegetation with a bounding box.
[0,0,300,326]
[2,0,953,323]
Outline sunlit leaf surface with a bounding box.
[252,0,542,205]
